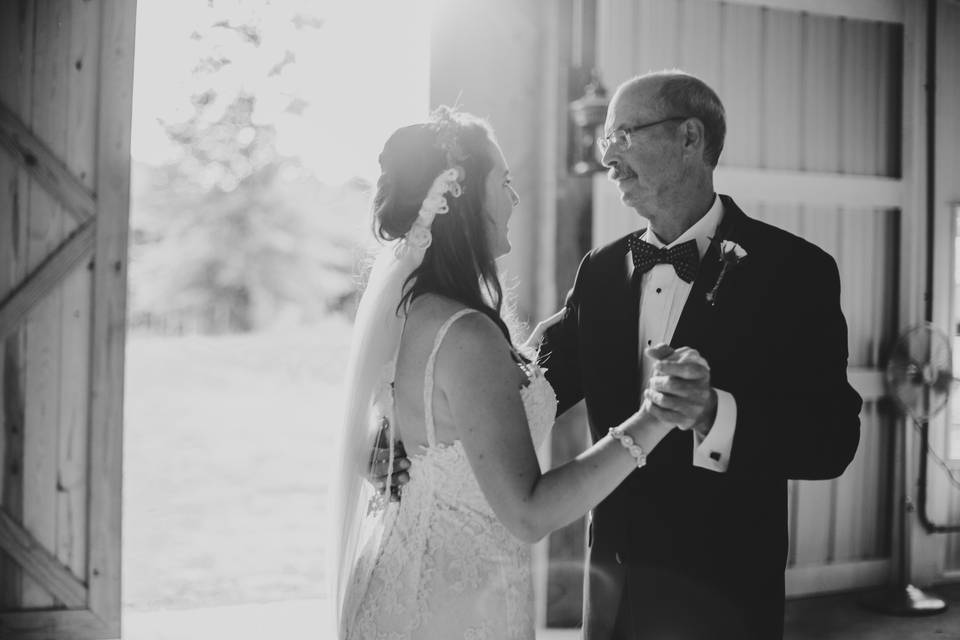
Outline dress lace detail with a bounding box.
[345,309,558,639]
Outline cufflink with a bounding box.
[709,451,721,462]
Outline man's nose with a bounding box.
[600,144,618,169]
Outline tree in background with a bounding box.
[130,3,370,334]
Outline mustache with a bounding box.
[608,167,637,181]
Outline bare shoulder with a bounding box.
[401,294,466,341]
[401,295,502,357]
[410,300,516,389]
[443,310,507,357]
[404,294,492,337]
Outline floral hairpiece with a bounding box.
[430,108,467,166]
[399,166,465,255]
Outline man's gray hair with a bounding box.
[632,70,727,167]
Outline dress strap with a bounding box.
[423,308,480,447]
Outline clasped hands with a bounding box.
[366,334,718,496]
[642,343,718,438]
[522,312,718,436]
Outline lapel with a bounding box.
[587,232,643,415]
[669,196,747,354]
[613,234,642,409]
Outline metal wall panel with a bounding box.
[593,0,903,594]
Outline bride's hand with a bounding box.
[368,445,410,501]
[522,309,566,351]
[367,422,411,501]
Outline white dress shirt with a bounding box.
[627,194,737,472]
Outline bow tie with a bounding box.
[628,235,700,283]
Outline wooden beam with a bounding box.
[786,558,890,597]
[714,166,903,210]
[0,509,87,608]
[0,221,95,341]
[848,366,886,403]
[21,0,72,610]
[0,609,112,640]
[0,99,97,224]
[86,0,136,626]
[719,0,904,24]
[0,0,35,610]
[56,0,103,591]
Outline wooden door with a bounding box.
[0,1,135,637]
[592,0,922,597]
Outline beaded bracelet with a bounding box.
[609,426,647,468]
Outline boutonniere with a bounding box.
[705,238,747,307]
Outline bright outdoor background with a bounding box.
[123,1,432,637]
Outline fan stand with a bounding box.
[860,414,947,616]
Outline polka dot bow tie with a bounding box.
[628,235,700,283]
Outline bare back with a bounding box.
[347,293,556,640]
[393,294,525,453]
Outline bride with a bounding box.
[336,107,672,639]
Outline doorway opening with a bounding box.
[124,2,431,637]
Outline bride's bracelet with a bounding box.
[609,426,647,468]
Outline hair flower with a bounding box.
[399,165,465,256]
[418,194,448,224]
[405,222,433,252]
[415,166,464,225]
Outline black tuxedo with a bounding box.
[541,195,862,639]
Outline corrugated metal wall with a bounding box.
[593,0,905,594]
[937,0,960,575]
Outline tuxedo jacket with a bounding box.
[541,195,862,640]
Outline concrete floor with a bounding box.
[538,583,960,640]
[784,583,960,640]
[122,588,960,640]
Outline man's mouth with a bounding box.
[610,168,637,183]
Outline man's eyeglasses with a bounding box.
[597,116,689,153]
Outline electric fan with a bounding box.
[887,323,954,424]
[862,322,955,615]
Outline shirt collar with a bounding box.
[644,193,723,259]
[627,194,724,277]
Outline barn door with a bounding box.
[592,0,921,597]
[0,1,135,637]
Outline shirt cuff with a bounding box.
[692,388,737,472]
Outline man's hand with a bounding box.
[643,344,718,436]
[368,425,411,501]
[522,309,566,352]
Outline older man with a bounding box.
[540,70,862,639]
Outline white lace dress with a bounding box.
[345,309,558,640]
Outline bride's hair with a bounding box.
[372,107,518,348]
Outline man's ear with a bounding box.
[681,118,706,158]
